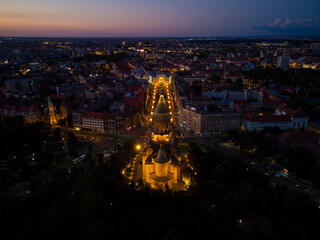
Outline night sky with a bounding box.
[1,0,320,37]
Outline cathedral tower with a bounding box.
[48,96,58,125]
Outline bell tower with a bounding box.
[48,96,58,125]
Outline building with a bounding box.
[142,143,180,189]
[148,72,171,85]
[5,78,39,95]
[203,86,259,101]
[181,104,241,134]
[223,72,247,83]
[112,62,133,78]
[56,83,85,96]
[242,113,292,131]
[276,56,290,69]
[0,104,40,124]
[242,103,308,132]
[181,106,202,134]
[182,76,207,83]
[72,106,141,134]
[275,103,308,129]
[82,111,106,132]
[141,74,183,190]
[228,90,246,101]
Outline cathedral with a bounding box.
[141,72,183,189]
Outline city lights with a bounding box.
[1,24,318,238]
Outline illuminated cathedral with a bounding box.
[141,72,183,189]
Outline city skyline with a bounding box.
[1,0,320,37]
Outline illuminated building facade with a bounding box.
[148,72,172,85]
[141,72,182,189]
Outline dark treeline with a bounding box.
[224,129,320,188]
[245,67,320,89]
[1,141,320,240]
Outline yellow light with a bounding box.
[136,145,141,150]
[153,101,155,103]
[151,112,153,114]
[150,118,152,121]
[168,101,170,103]
[152,106,154,108]
[169,106,171,108]
[170,112,172,114]
[171,118,173,121]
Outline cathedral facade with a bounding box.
[141,72,183,189]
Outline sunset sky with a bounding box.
[1,0,320,37]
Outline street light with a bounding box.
[136,144,141,150]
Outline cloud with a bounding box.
[252,18,320,35]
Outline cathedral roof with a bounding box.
[155,147,169,164]
[153,95,170,119]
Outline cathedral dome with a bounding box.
[153,95,170,119]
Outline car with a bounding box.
[250,161,256,165]
[264,172,270,176]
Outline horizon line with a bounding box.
[1,35,320,39]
